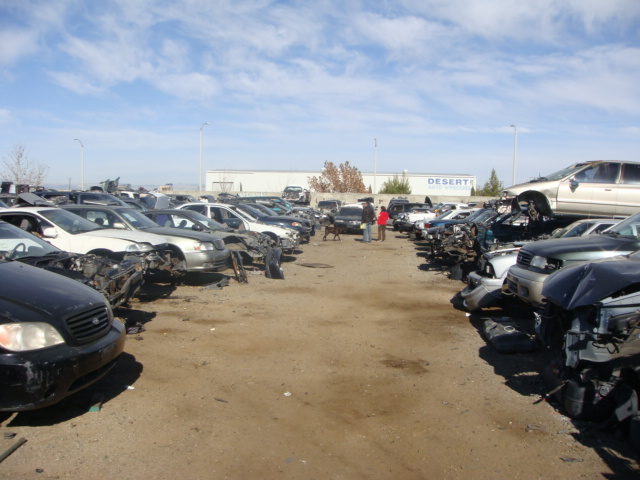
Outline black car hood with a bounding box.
[522,233,640,257]
[543,254,640,309]
[0,261,106,324]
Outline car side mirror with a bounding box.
[112,221,126,229]
[191,224,203,231]
[42,227,58,238]
[570,178,579,191]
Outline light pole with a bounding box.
[73,138,84,190]
[510,125,517,186]
[373,137,377,194]
[199,122,210,192]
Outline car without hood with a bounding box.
[506,212,640,308]
[143,208,273,265]
[177,202,300,250]
[0,221,143,308]
[460,218,620,311]
[61,205,231,274]
[0,200,170,275]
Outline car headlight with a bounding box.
[290,222,302,227]
[529,255,559,270]
[0,322,65,351]
[529,255,547,269]
[194,242,214,251]
[126,243,154,253]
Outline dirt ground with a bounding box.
[1,229,639,479]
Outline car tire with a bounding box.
[265,247,284,280]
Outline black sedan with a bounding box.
[0,260,126,411]
[333,205,364,232]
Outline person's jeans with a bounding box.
[363,222,372,242]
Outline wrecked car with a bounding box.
[176,202,300,251]
[0,260,126,411]
[502,160,640,220]
[60,205,231,275]
[142,209,272,264]
[506,212,640,308]
[537,252,640,426]
[461,218,621,311]
[0,201,170,275]
[0,221,143,308]
[281,185,310,205]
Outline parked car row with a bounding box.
[393,177,640,448]
[0,189,322,412]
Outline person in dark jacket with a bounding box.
[361,201,376,243]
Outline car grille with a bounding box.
[517,250,534,267]
[66,305,111,344]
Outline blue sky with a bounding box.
[1,0,639,190]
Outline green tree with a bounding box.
[379,173,412,194]
[308,161,367,193]
[476,169,502,196]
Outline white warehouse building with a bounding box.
[205,169,476,196]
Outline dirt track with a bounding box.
[1,229,639,479]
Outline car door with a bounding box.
[615,162,640,216]
[556,162,620,216]
[209,206,246,230]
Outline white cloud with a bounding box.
[0,29,38,66]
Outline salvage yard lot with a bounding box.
[1,232,638,479]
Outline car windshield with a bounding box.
[0,221,60,259]
[605,213,640,238]
[40,209,102,233]
[338,207,363,217]
[530,163,590,182]
[237,204,267,219]
[251,204,278,216]
[118,208,161,229]
[318,201,337,208]
[154,211,229,231]
[232,205,258,222]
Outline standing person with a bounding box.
[377,206,389,241]
[361,201,376,243]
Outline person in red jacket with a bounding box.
[377,206,389,242]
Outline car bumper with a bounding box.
[460,271,504,311]
[334,220,361,231]
[0,321,126,411]
[506,265,547,307]
[184,250,231,272]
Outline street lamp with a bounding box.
[199,122,210,192]
[510,125,517,186]
[73,138,84,190]
[373,138,377,194]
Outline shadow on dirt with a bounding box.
[454,295,640,476]
[5,352,143,427]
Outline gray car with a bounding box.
[502,160,640,219]
[506,212,640,307]
[61,205,230,274]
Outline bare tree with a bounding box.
[308,161,366,193]
[1,144,49,187]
